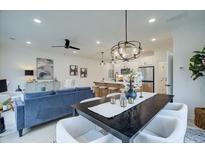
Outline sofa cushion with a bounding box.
[24,91,55,99]
[76,87,91,91]
[55,88,76,94]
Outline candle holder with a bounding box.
[139,85,143,98]
[120,93,128,107]
[110,97,116,104]
[128,97,134,104]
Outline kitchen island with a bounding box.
[93,81,125,97]
[93,80,153,97]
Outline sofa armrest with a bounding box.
[15,100,25,130]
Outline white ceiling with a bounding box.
[0,10,204,60]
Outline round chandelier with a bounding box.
[111,10,142,62]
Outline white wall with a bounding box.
[172,20,205,119]
[0,43,171,93]
[0,45,107,91]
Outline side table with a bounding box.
[195,107,205,130]
[0,105,13,134]
[0,91,23,134]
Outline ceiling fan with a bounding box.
[51,39,80,50]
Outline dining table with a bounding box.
[72,92,174,143]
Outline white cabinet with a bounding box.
[25,81,61,93]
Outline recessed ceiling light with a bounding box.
[151,38,156,42]
[96,41,100,44]
[149,18,156,23]
[73,51,77,54]
[26,41,31,44]
[33,18,41,24]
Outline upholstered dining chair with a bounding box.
[56,115,109,143]
[80,97,101,103]
[160,103,188,122]
[97,115,184,143]
[159,102,188,139]
[133,115,184,143]
[106,92,121,98]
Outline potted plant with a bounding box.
[189,47,205,80]
[189,47,205,130]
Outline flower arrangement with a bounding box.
[123,69,143,99]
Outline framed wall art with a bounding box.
[70,65,78,76]
[37,58,54,80]
[80,68,87,78]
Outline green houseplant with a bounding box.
[189,47,205,130]
[189,47,205,80]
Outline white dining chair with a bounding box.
[56,115,109,143]
[159,103,188,137]
[80,97,101,103]
[92,133,122,143]
[95,115,184,143]
[133,115,184,143]
[78,97,103,132]
[160,103,188,121]
[106,92,121,98]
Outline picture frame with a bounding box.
[70,65,78,76]
[36,58,54,80]
[80,68,87,78]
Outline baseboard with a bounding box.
[188,114,194,121]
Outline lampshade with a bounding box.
[25,70,34,76]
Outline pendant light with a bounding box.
[100,52,106,66]
[111,10,142,62]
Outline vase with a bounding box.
[125,88,137,100]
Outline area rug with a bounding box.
[185,127,205,143]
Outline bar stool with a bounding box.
[93,86,100,97]
[120,88,124,93]
[108,87,118,94]
[99,86,108,97]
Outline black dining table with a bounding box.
[72,93,174,143]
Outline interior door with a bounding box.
[166,53,173,95]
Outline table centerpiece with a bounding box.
[123,69,143,100]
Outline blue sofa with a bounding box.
[15,87,94,137]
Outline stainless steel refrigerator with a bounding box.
[138,66,155,92]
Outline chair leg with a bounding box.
[18,129,23,137]
[72,109,78,116]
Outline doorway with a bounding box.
[166,53,173,95]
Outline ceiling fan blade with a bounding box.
[51,46,65,47]
[69,46,80,50]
